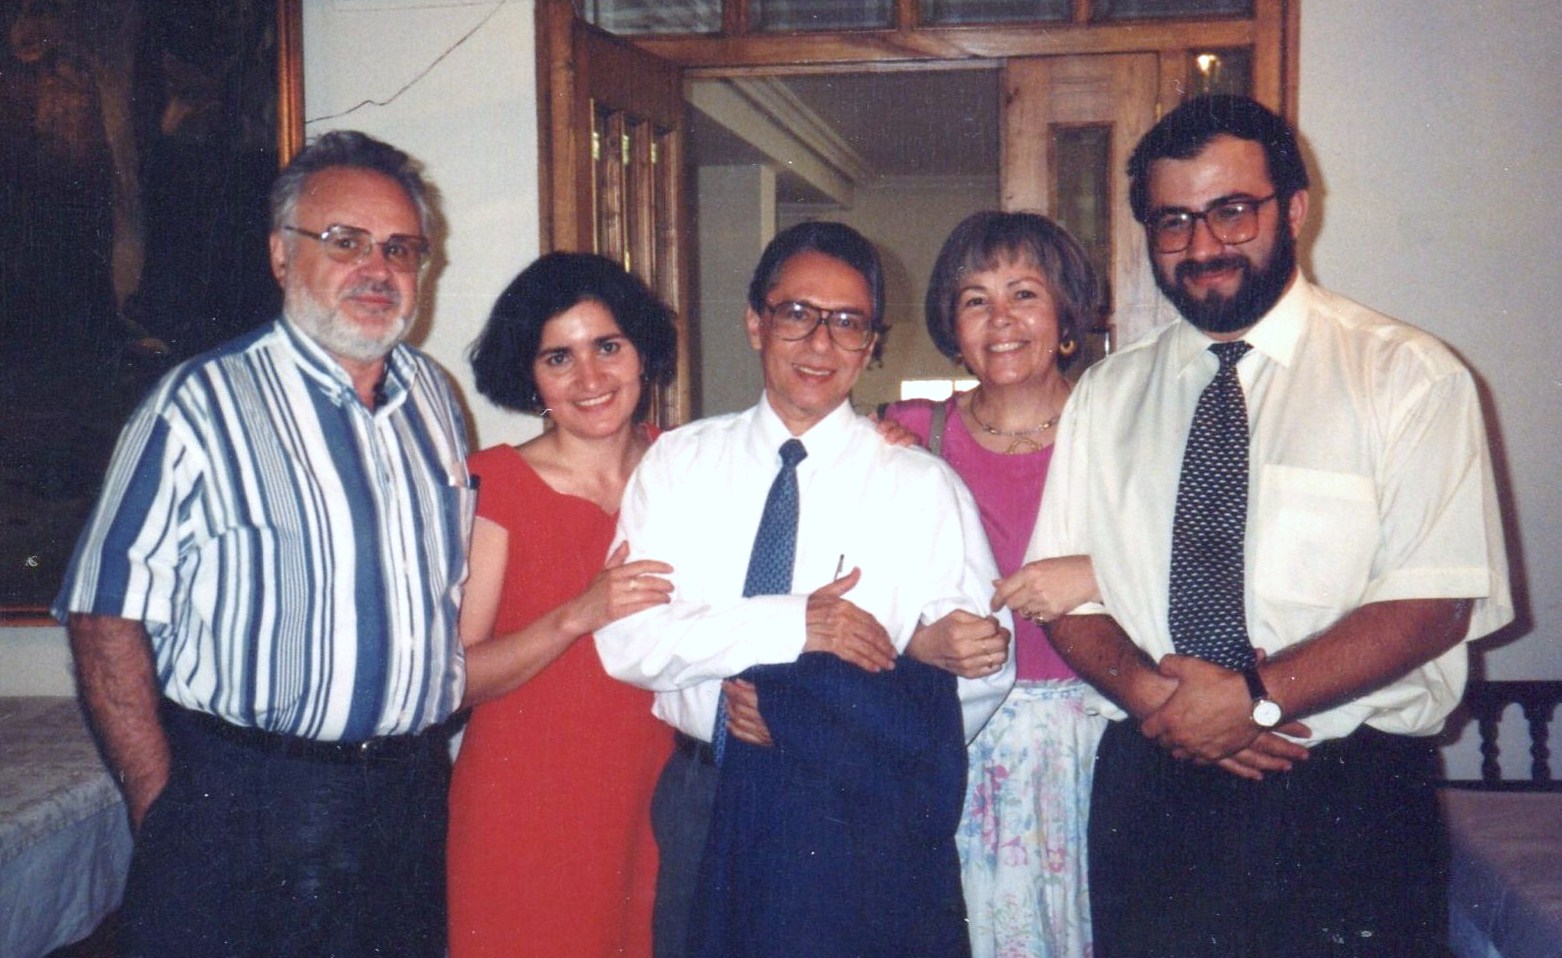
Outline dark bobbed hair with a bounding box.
[1126,94,1310,224]
[924,210,1099,371]
[747,221,886,327]
[270,130,433,234]
[469,252,678,422]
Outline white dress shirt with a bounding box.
[1031,277,1512,742]
[596,397,1014,743]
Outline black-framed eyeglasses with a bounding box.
[1146,193,1278,254]
[283,223,432,273]
[762,300,878,352]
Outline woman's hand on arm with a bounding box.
[990,555,1100,624]
[460,535,673,708]
[556,540,675,637]
[906,609,1011,679]
[871,412,921,448]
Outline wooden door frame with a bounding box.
[623,0,1297,117]
[540,0,1299,251]
[535,0,694,422]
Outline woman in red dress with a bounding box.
[447,253,679,958]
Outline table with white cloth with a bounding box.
[0,696,132,958]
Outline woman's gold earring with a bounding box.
[1058,337,1078,358]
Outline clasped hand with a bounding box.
[1137,653,1311,781]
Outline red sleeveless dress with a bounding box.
[448,445,671,958]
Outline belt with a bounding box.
[673,731,717,767]
[164,702,446,766]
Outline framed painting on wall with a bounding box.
[0,0,303,615]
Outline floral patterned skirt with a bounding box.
[956,679,1107,958]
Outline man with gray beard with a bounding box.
[55,131,473,958]
[1025,96,1511,956]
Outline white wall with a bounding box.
[696,164,775,417]
[1298,1,1561,687]
[9,1,1557,773]
[301,0,545,451]
[0,626,75,696]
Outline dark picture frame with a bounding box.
[0,0,304,616]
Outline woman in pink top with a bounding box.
[885,210,1104,958]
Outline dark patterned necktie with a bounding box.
[713,438,808,763]
[1168,341,1257,672]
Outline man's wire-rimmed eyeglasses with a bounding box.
[283,223,432,273]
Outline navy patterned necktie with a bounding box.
[1168,341,1257,672]
[713,438,808,763]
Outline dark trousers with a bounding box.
[651,736,721,958]
[1089,719,1450,958]
[120,702,452,958]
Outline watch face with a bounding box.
[1252,699,1283,728]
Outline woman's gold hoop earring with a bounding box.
[1057,337,1078,358]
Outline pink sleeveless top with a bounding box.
[883,396,1076,681]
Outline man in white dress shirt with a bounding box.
[1028,95,1512,957]
[597,221,1014,958]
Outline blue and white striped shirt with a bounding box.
[55,319,474,740]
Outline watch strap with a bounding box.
[1242,664,1268,700]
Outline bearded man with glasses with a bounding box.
[55,130,472,958]
[597,221,1014,958]
[1027,94,1512,956]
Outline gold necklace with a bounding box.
[962,390,1062,437]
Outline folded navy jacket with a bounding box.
[691,651,971,958]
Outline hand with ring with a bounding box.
[561,541,673,636]
[906,608,1011,679]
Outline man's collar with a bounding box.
[751,394,856,462]
[1172,272,1312,374]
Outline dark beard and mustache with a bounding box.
[1154,222,1297,335]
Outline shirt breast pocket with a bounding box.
[1252,464,1379,610]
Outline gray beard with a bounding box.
[286,283,411,363]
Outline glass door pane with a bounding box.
[751,0,893,31]
[1187,48,1252,97]
[1052,124,1113,369]
[581,0,720,35]
[920,0,1069,26]
[1093,0,1252,20]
